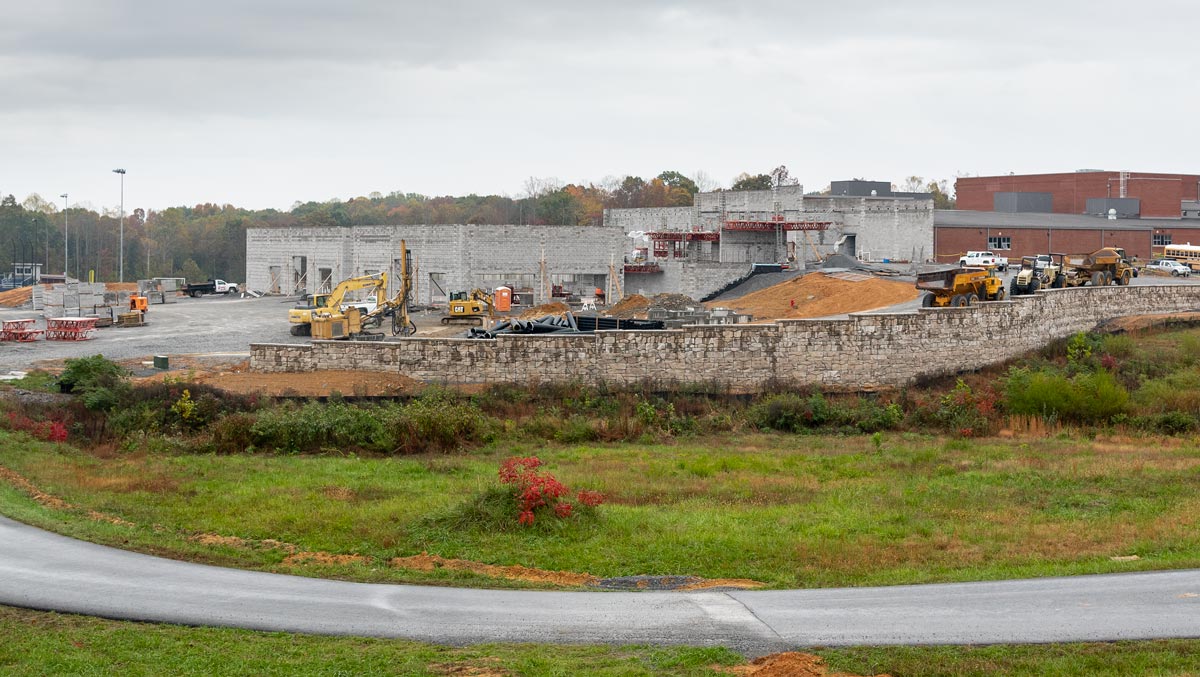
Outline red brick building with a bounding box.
[934,211,1200,263]
[956,171,1200,219]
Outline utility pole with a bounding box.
[60,193,68,277]
[113,169,126,282]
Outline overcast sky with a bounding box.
[3,1,1197,212]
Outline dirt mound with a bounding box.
[650,293,698,311]
[606,294,651,319]
[726,652,889,677]
[518,302,569,319]
[708,272,918,321]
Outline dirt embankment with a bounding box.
[725,652,889,676]
[709,272,918,321]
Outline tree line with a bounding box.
[0,169,955,284]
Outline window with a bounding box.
[987,236,1011,250]
[1153,233,1173,246]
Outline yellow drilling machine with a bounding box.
[308,240,417,341]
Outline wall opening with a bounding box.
[291,256,307,294]
[317,267,333,293]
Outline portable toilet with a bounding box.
[494,286,512,312]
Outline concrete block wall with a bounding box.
[604,207,693,231]
[626,260,752,300]
[251,284,1200,392]
[246,224,626,305]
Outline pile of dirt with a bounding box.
[726,652,889,677]
[709,272,918,321]
[605,294,651,319]
[650,293,698,311]
[517,302,569,319]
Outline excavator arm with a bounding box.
[360,240,416,336]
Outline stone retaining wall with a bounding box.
[250,285,1200,391]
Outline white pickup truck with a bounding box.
[958,250,1009,271]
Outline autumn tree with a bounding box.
[731,172,773,191]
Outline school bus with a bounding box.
[1162,244,1200,271]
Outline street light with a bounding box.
[113,169,126,282]
[60,193,68,277]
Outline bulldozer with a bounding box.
[309,241,417,341]
[1010,254,1065,296]
[442,289,494,326]
[288,273,388,336]
[916,267,1006,307]
[1059,247,1137,288]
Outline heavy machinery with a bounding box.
[288,272,388,336]
[917,267,1006,307]
[443,289,494,326]
[1059,247,1136,287]
[309,241,417,340]
[1009,254,1064,296]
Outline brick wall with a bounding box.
[251,284,1200,392]
[936,226,1156,262]
[956,172,1200,218]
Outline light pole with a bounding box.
[113,169,126,282]
[60,193,68,277]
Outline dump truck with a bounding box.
[1059,247,1136,287]
[917,267,1006,307]
[183,279,239,297]
[1010,254,1065,296]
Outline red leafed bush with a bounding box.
[5,412,70,442]
[498,456,603,526]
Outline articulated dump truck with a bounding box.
[1060,247,1136,287]
[916,267,1005,307]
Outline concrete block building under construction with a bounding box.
[244,182,933,304]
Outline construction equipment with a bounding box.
[1059,247,1136,287]
[1010,254,1065,296]
[310,241,417,340]
[288,273,388,336]
[917,267,1006,307]
[442,288,494,326]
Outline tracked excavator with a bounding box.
[442,288,495,326]
[288,273,389,337]
[308,241,417,341]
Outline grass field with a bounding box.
[3,429,1199,589]
[3,605,1200,677]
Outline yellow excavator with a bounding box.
[288,272,389,336]
[442,288,494,326]
[309,241,417,340]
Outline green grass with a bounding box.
[0,605,740,676]
[3,605,1200,676]
[3,429,1200,589]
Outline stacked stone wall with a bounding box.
[251,285,1200,391]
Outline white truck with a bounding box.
[958,250,1009,271]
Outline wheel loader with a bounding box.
[1058,247,1136,288]
[916,267,1006,307]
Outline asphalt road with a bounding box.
[2,516,1198,654]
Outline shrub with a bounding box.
[1005,367,1128,424]
[747,392,828,432]
[209,413,258,453]
[58,355,129,412]
[250,401,387,454]
[4,412,69,442]
[388,391,497,454]
[1134,371,1200,416]
[497,456,603,526]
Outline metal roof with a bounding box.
[934,210,1191,231]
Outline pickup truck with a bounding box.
[183,279,239,298]
[958,250,1009,271]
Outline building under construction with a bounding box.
[606,183,934,298]
[244,182,933,304]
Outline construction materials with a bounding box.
[1010,254,1065,296]
[116,311,145,327]
[462,312,664,338]
[289,272,389,336]
[917,267,1006,308]
[44,317,97,341]
[0,319,42,342]
[1060,247,1136,287]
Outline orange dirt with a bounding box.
[428,659,510,676]
[678,578,765,591]
[0,465,134,526]
[709,272,918,321]
[605,293,651,319]
[726,652,890,677]
[391,552,599,587]
[130,357,422,397]
[517,302,569,319]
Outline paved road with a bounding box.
[2,516,1198,654]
